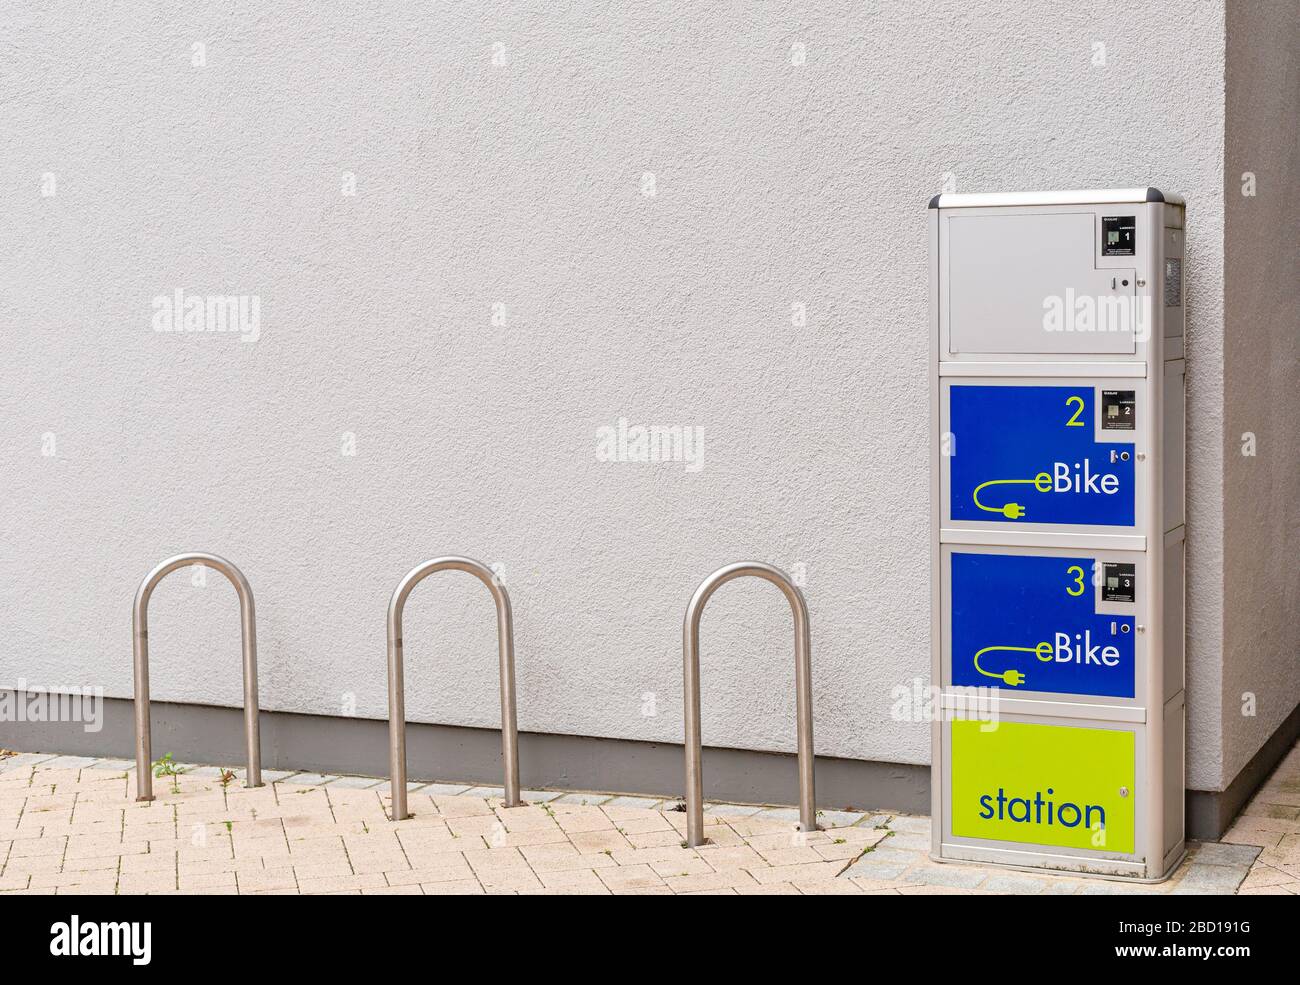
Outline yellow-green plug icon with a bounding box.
[973,473,1052,520]
[974,642,1054,688]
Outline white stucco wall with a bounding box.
[1221,0,1300,787]
[2,2,1237,781]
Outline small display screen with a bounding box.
[1102,562,1136,603]
[1101,390,1136,430]
[1102,216,1136,256]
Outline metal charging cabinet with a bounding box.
[928,189,1186,880]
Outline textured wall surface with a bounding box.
[1222,0,1300,786]
[2,2,1232,778]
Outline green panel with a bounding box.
[951,719,1135,855]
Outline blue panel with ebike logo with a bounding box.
[950,552,1135,698]
[949,385,1135,526]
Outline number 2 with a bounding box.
[1065,395,1086,427]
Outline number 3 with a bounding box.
[1066,565,1086,596]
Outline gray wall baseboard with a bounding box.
[0,696,929,814]
[1187,699,1300,840]
[5,695,1296,838]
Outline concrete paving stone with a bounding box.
[853,846,923,866]
[535,867,613,892]
[462,786,507,799]
[663,869,759,893]
[791,875,863,894]
[235,867,298,892]
[1240,866,1295,889]
[885,814,932,834]
[1221,824,1284,848]
[323,775,383,790]
[9,836,69,858]
[384,860,476,886]
[752,807,801,824]
[749,861,843,885]
[0,754,57,770]
[1170,863,1249,893]
[424,795,493,817]
[698,826,745,847]
[567,828,634,855]
[277,773,339,787]
[179,871,240,891]
[980,874,1052,893]
[856,814,894,829]
[494,827,570,849]
[421,880,485,894]
[601,796,662,810]
[476,870,543,892]
[490,803,555,826]
[39,756,100,770]
[816,810,866,829]
[1188,841,1261,867]
[839,857,909,882]
[446,814,506,838]
[900,864,986,889]
[881,833,932,852]
[595,863,668,891]
[813,840,870,862]
[519,789,561,803]
[830,827,892,848]
[553,793,611,806]
[227,769,297,784]
[87,759,135,772]
[554,811,616,836]
[58,881,128,895]
[522,843,619,873]
[1074,880,1165,894]
[414,783,472,796]
[648,855,713,878]
[734,881,801,895]
[702,802,762,818]
[722,816,790,838]
[606,814,672,837]
[298,872,388,893]
[755,846,824,867]
[3,740,1296,896]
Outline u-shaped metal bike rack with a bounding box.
[133,552,261,801]
[682,561,816,847]
[387,556,520,821]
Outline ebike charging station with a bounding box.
[928,189,1187,880]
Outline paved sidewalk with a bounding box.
[1219,739,1300,894]
[0,747,1292,895]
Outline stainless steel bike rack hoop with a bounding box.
[133,552,261,802]
[682,561,816,847]
[387,556,520,821]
